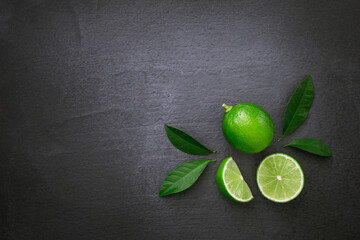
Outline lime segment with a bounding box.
[257,153,304,203]
[216,157,253,202]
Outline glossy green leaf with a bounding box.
[164,124,216,155]
[284,138,332,157]
[159,159,216,197]
[279,75,314,141]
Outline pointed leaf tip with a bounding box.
[284,138,332,157]
[280,75,314,140]
[159,159,215,197]
[164,124,215,155]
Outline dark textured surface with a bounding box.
[1,0,360,239]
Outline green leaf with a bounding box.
[164,124,216,155]
[279,75,314,141]
[284,138,332,157]
[159,159,216,197]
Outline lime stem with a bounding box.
[222,104,233,113]
[278,136,284,141]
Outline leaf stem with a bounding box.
[222,104,233,113]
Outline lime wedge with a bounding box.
[256,153,304,203]
[216,157,253,202]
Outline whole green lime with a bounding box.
[222,102,274,154]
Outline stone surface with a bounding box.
[0,0,359,239]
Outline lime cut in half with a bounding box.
[257,153,304,203]
[216,157,253,202]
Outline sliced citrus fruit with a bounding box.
[216,157,253,202]
[257,153,304,203]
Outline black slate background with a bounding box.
[1,0,360,239]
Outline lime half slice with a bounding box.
[257,153,304,203]
[216,157,253,202]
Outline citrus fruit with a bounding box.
[216,157,253,202]
[256,153,304,203]
[222,102,274,154]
